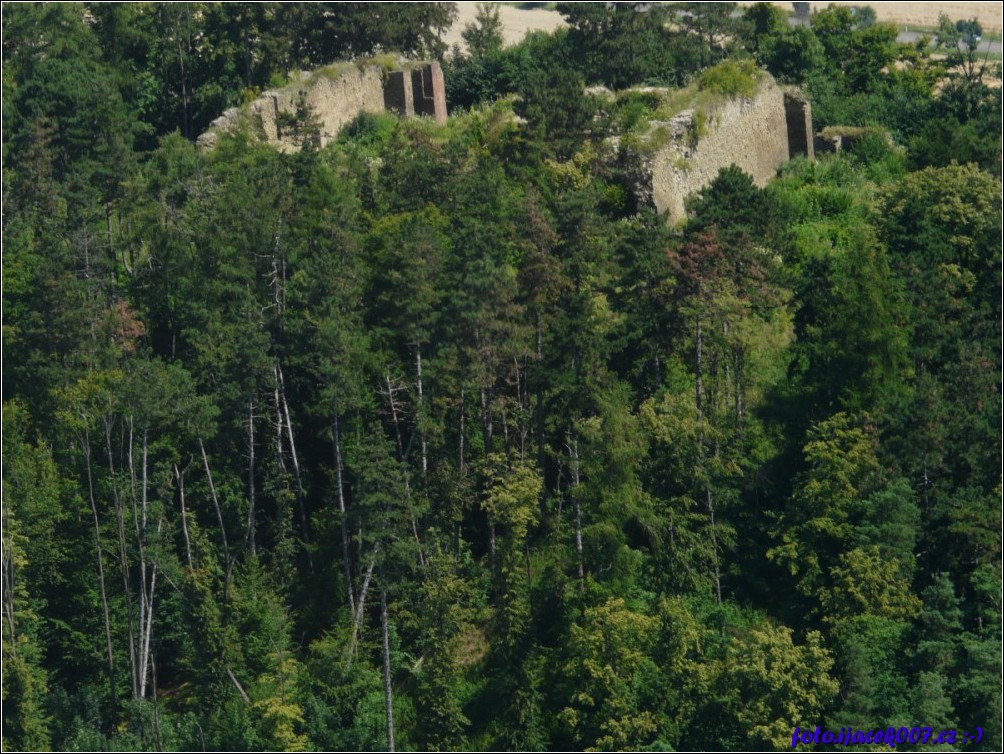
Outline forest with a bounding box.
[2,2,1001,751]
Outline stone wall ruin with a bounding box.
[623,73,814,225]
[197,61,447,152]
[784,91,814,161]
[382,63,448,124]
[198,60,815,230]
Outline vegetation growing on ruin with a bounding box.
[3,2,1000,752]
[698,58,763,98]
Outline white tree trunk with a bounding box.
[381,588,395,753]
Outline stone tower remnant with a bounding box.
[411,63,448,124]
[383,69,415,117]
[784,91,814,161]
[383,62,447,125]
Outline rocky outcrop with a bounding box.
[197,61,447,152]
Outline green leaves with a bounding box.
[719,623,837,749]
[821,546,921,622]
[4,7,1001,748]
[558,3,677,90]
[559,597,660,751]
[769,412,891,599]
[461,4,505,61]
[481,454,541,545]
[1,403,64,751]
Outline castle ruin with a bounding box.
[621,73,814,224]
[197,61,447,152]
[198,62,814,229]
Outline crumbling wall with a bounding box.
[411,64,447,124]
[628,74,812,225]
[300,66,387,147]
[198,61,447,152]
[813,125,887,155]
[384,70,415,117]
[784,91,814,161]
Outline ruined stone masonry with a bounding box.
[198,60,812,229]
[784,91,814,161]
[197,61,447,152]
[626,73,813,225]
[412,63,448,123]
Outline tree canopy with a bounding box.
[2,3,1000,751]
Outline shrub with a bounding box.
[698,59,761,99]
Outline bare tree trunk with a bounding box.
[459,388,465,475]
[129,420,138,528]
[106,202,124,279]
[722,321,732,418]
[406,476,426,568]
[384,374,405,460]
[384,372,425,567]
[136,429,157,700]
[709,349,719,421]
[333,418,355,617]
[922,463,930,511]
[481,386,494,457]
[139,554,158,699]
[488,519,496,573]
[151,655,164,751]
[277,362,310,544]
[515,356,529,462]
[692,300,723,604]
[176,31,190,140]
[273,374,287,475]
[84,437,117,699]
[555,457,565,524]
[247,398,257,556]
[2,487,18,655]
[106,418,138,699]
[501,401,510,458]
[536,314,546,515]
[347,549,377,667]
[175,463,194,570]
[226,667,251,704]
[355,556,376,635]
[706,486,722,605]
[695,314,704,418]
[198,437,230,568]
[141,423,149,536]
[416,345,428,478]
[176,42,189,140]
[734,346,744,425]
[381,588,395,753]
[569,431,584,592]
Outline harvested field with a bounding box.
[750,2,1002,33]
[441,4,566,52]
[441,2,1002,51]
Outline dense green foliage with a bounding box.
[3,3,1001,751]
